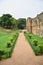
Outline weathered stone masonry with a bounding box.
[26,12,43,37]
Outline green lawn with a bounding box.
[0,29,19,60]
[24,32,43,55]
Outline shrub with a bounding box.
[38,45,43,54]
[7,42,11,48]
[0,50,5,55]
[8,52,11,58]
[24,32,43,55]
[11,39,13,42]
[29,35,31,39]
[0,50,5,60]
[35,46,40,55]
[13,35,16,38]
[33,40,38,46]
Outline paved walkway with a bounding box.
[0,32,43,65]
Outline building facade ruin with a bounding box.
[26,12,43,37]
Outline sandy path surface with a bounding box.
[0,32,43,65]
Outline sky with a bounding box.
[0,0,43,19]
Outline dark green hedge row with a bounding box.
[24,32,43,55]
[0,33,19,60]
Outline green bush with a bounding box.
[29,35,32,39]
[35,46,40,55]
[7,42,11,48]
[38,45,43,54]
[0,50,5,60]
[24,32,43,55]
[11,39,13,42]
[0,31,19,60]
[33,40,38,46]
[0,50,5,55]
[13,35,16,38]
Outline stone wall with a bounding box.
[26,17,32,33]
[26,14,43,37]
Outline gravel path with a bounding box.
[0,32,43,65]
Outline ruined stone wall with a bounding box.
[32,20,37,35]
[26,17,43,37]
[26,17,32,33]
[39,22,43,37]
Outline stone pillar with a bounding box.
[26,17,32,33]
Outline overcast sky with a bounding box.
[0,0,43,19]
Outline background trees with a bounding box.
[9,18,18,29]
[17,18,26,29]
[0,14,26,30]
[0,14,12,29]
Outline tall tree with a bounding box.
[17,18,26,29]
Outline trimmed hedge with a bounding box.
[0,32,19,60]
[24,32,43,55]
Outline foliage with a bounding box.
[0,14,18,29]
[24,32,43,55]
[10,18,18,29]
[0,14,26,29]
[0,50,5,60]
[38,45,43,54]
[29,35,32,39]
[7,42,11,48]
[0,31,19,60]
[17,18,26,29]
[33,40,38,46]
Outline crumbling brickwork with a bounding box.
[26,12,43,37]
[26,17,32,33]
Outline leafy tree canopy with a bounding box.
[17,18,26,29]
